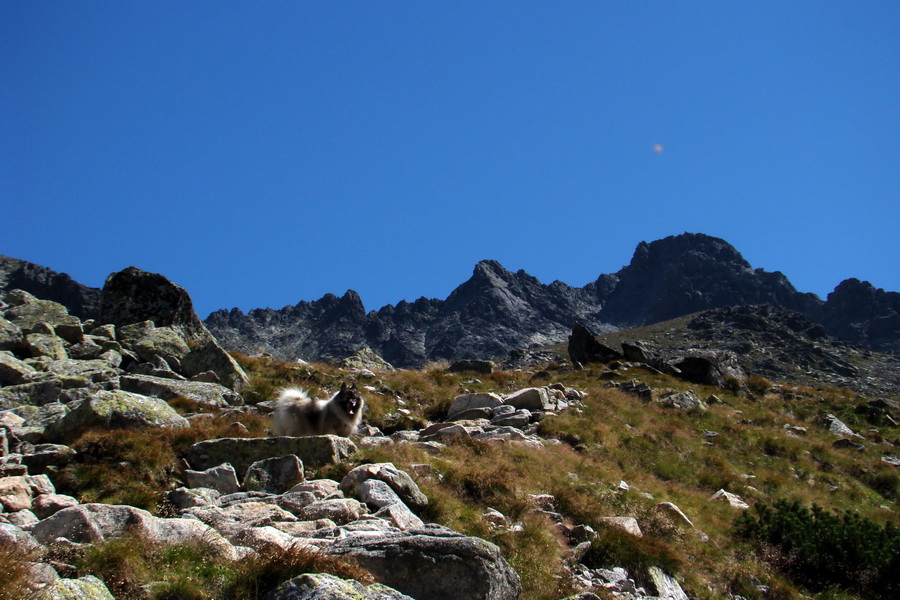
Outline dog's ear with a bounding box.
[340,381,347,392]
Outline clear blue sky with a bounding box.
[2,2,898,318]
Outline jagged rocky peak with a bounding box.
[599,232,818,326]
[628,232,753,273]
[818,278,900,354]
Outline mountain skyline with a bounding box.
[3,3,898,319]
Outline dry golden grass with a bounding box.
[51,350,899,599]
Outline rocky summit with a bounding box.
[200,233,899,367]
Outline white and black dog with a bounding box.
[272,382,364,437]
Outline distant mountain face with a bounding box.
[204,233,899,366]
[4,234,898,367]
[205,259,617,367]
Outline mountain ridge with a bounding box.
[4,233,899,367]
[204,233,900,365]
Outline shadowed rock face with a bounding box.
[0,256,100,320]
[99,267,214,346]
[595,233,821,327]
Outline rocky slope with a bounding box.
[204,233,899,366]
[2,267,899,599]
[583,304,900,398]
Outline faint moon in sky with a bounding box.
[653,144,664,153]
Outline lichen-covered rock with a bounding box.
[180,341,251,391]
[340,463,428,513]
[46,390,189,441]
[119,374,243,408]
[326,524,522,600]
[5,298,83,344]
[0,351,37,385]
[43,359,121,387]
[186,436,355,477]
[30,575,115,600]
[658,390,708,411]
[0,378,63,409]
[0,316,25,351]
[129,326,191,364]
[266,573,414,600]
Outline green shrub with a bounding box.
[735,499,900,599]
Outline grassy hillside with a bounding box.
[39,351,900,600]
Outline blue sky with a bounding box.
[2,2,898,318]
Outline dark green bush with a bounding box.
[735,499,900,599]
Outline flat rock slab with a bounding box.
[186,436,356,476]
[120,374,243,408]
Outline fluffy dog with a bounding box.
[272,382,364,437]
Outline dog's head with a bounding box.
[337,382,364,417]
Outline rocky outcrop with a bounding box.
[579,304,900,397]
[0,255,101,321]
[813,278,900,354]
[327,524,522,600]
[99,266,214,346]
[596,233,821,327]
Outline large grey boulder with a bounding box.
[180,341,251,391]
[504,387,554,411]
[0,379,64,409]
[119,374,243,408]
[128,325,191,364]
[45,390,189,441]
[0,316,25,351]
[183,502,298,539]
[266,573,414,600]
[326,524,522,600]
[99,267,214,346]
[4,298,83,344]
[340,463,428,513]
[243,455,305,494]
[186,436,356,476]
[43,359,121,387]
[0,351,37,385]
[31,503,238,558]
[183,463,241,495]
[447,392,504,420]
[299,498,367,524]
[25,333,68,360]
